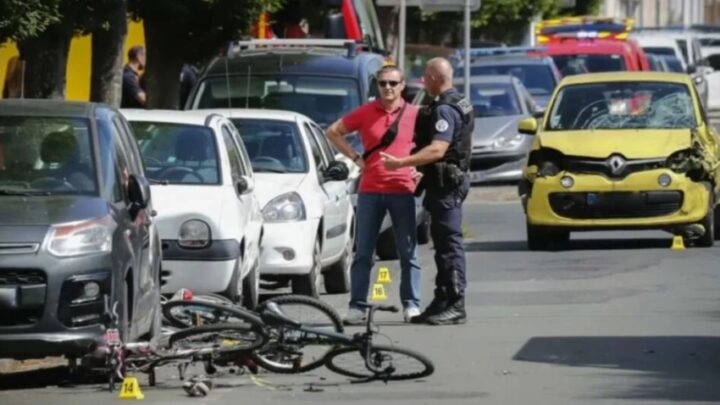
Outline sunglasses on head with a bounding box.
[378,80,401,88]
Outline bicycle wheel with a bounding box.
[252,295,344,373]
[324,344,434,381]
[169,323,268,352]
[163,299,260,329]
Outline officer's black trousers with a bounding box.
[424,176,470,299]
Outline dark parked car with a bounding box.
[0,100,162,360]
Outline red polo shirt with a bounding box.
[343,100,418,194]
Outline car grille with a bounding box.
[0,269,46,285]
[0,269,47,327]
[562,155,666,179]
[549,191,683,219]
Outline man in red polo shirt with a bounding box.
[326,65,422,325]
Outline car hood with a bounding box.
[0,195,109,243]
[150,185,225,238]
[253,173,308,207]
[538,129,692,159]
[473,115,525,146]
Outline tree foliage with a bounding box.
[0,0,60,42]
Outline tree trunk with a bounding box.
[142,14,184,109]
[90,0,128,107]
[376,6,399,58]
[16,22,73,99]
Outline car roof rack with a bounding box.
[227,38,362,58]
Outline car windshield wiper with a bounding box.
[148,178,169,185]
[0,189,51,196]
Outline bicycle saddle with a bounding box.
[260,302,303,328]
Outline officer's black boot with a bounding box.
[424,297,466,325]
[410,288,448,324]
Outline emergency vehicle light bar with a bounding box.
[228,39,361,57]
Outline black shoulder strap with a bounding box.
[362,102,408,160]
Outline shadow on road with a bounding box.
[0,366,76,391]
[465,238,671,252]
[513,336,720,402]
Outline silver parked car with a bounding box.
[413,75,540,184]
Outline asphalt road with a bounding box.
[2,197,720,404]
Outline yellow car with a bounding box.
[518,72,720,250]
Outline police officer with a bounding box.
[381,57,473,325]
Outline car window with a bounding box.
[228,123,253,177]
[552,54,626,75]
[193,75,362,128]
[231,118,308,174]
[310,123,336,163]
[467,82,523,117]
[0,116,99,196]
[112,115,142,175]
[304,123,327,171]
[677,39,689,64]
[547,81,696,131]
[128,121,221,185]
[467,63,555,96]
[96,118,124,202]
[221,125,245,181]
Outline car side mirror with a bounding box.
[128,174,151,215]
[236,176,255,195]
[518,117,538,135]
[322,160,349,182]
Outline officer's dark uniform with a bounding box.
[413,88,473,325]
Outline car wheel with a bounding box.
[376,228,398,261]
[695,191,715,247]
[292,239,321,297]
[324,228,353,294]
[242,260,259,309]
[222,258,243,304]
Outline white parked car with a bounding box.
[121,109,264,308]
[202,109,353,297]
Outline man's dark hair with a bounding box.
[377,65,404,81]
[128,46,145,61]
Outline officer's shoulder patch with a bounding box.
[435,119,449,132]
[457,98,473,114]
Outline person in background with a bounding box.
[122,46,147,108]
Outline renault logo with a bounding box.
[607,155,626,175]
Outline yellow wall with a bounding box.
[0,19,145,101]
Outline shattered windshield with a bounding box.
[547,82,696,130]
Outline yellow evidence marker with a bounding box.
[119,376,145,400]
[371,283,388,301]
[671,235,685,251]
[377,266,392,284]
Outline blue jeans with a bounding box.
[350,193,421,309]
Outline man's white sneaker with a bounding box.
[343,308,367,326]
[403,306,421,323]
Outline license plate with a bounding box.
[105,328,121,345]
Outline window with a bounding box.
[468,64,556,97]
[547,81,695,131]
[229,124,253,176]
[128,121,220,185]
[311,123,336,163]
[222,125,244,180]
[551,54,626,75]
[194,75,362,127]
[468,82,523,117]
[96,117,124,202]
[0,116,98,196]
[231,119,308,174]
[304,123,326,171]
[113,116,142,175]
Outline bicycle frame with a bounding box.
[262,303,397,376]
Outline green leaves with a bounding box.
[0,0,61,41]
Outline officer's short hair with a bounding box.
[376,65,404,81]
[128,46,145,61]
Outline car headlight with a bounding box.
[47,216,114,257]
[666,149,690,173]
[179,220,211,248]
[491,133,525,150]
[263,192,306,223]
